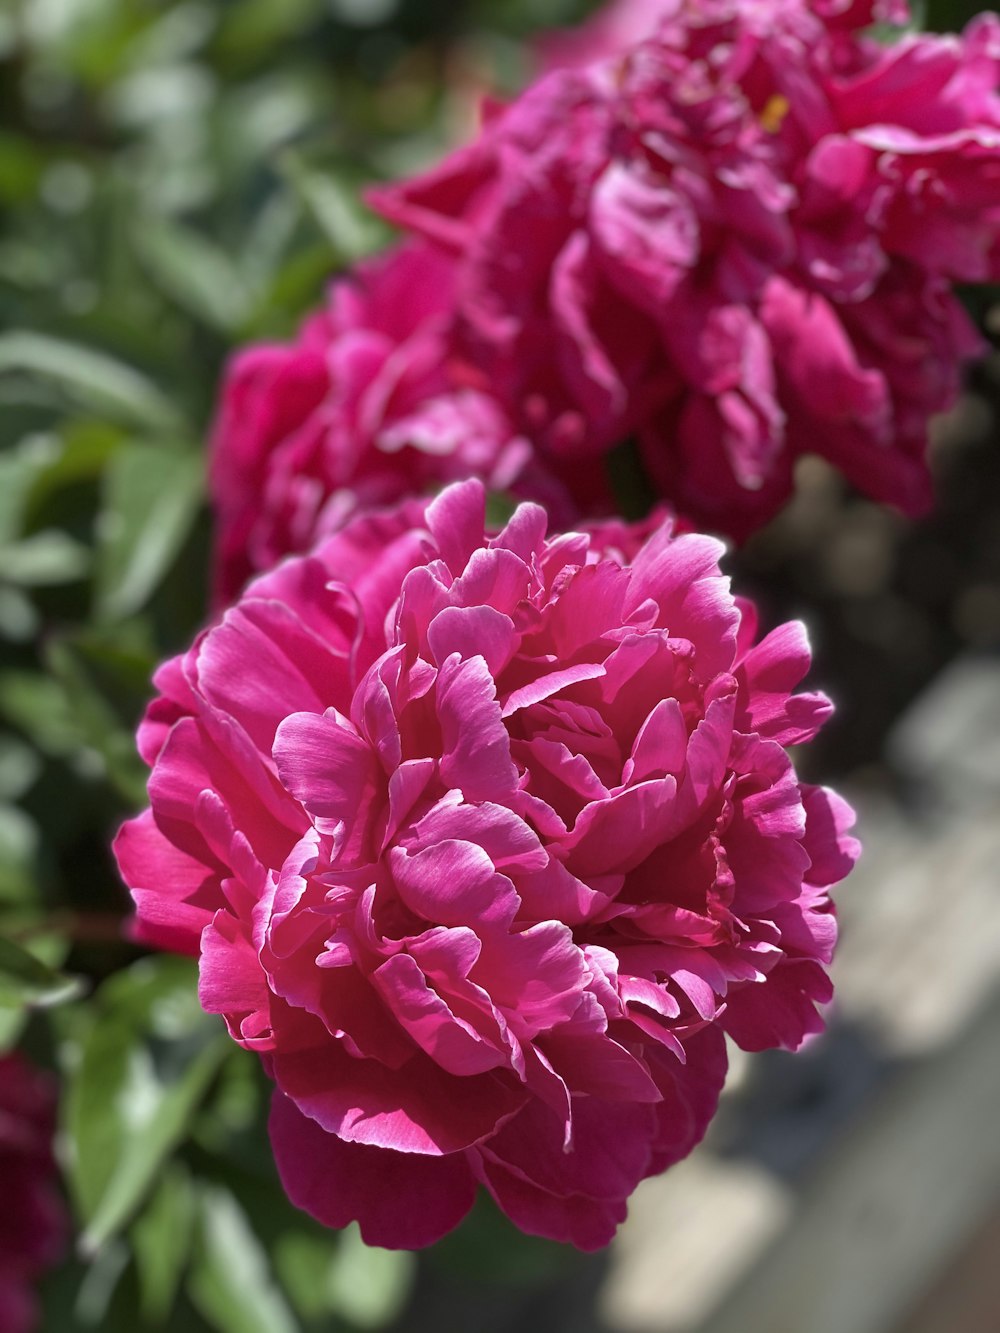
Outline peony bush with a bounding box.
[116,481,858,1248]
[11,0,1000,1324]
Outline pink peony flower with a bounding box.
[0,1054,66,1333]
[209,241,567,606]
[372,2,1000,539]
[116,480,858,1249]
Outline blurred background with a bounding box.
[0,1,998,1330]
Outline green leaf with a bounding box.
[0,530,91,586]
[64,956,229,1254]
[74,1239,132,1330]
[189,1186,299,1333]
[0,440,56,544]
[0,588,38,642]
[23,422,126,519]
[273,1231,337,1323]
[44,638,148,802]
[0,671,84,759]
[0,801,39,906]
[280,151,388,264]
[131,1164,198,1324]
[0,928,70,1052]
[0,130,46,204]
[0,932,83,1009]
[94,444,204,622]
[0,734,42,802]
[133,218,254,333]
[0,332,184,433]
[327,1226,415,1329]
[248,243,336,335]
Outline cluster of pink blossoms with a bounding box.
[210,242,570,606]
[117,481,858,1248]
[0,1055,65,1333]
[210,1,1000,591]
[117,0,1000,1253]
[373,0,1000,537]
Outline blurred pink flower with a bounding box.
[117,480,858,1249]
[0,1054,65,1333]
[373,1,1000,538]
[209,241,566,606]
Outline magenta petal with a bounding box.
[645,1026,728,1175]
[270,1092,477,1248]
[115,810,217,955]
[199,910,275,1049]
[540,1030,662,1103]
[736,620,834,744]
[427,603,516,676]
[425,478,487,573]
[271,1040,524,1154]
[722,959,834,1052]
[435,653,518,802]
[196,600,343,753]
[591,163,699,312]
[390,839,520,930]
[477,1096,657,1247]
[565,777,680,876]
[372,952,508,1075]
[801,785,861,887]
[475,922,586,1039]
[273,710,380,858]
[406,798,547,872]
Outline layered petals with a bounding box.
[118,481,858,1249]
[208,242,567,604]
[371,0,1000,537]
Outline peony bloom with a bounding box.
[209,241,565,606]
[372,1,1000,539]
[0,1054,66,1333]
[117,481,857,1249]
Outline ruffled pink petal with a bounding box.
[270,1093,477,1248]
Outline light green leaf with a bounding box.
[0,440,55,544]
[280,150,388,263]
[0,588,38,641]
[328,1226,415,1329]
[74,1238,131,1330]
[94,444,204,621]
[274,1232,337,1323]
[189,1186,299,1333]
[0,932,83,1009]
[0,671,84,758]
[0,332,184,432]
[24,422,126,517]
[131,1164,197,1324]
[65,956,228,1253]
[44,639,148,802]
[0,530,91,585]
[0,800,38,908]
[0,929,71,1051]
[133,218,254,333]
